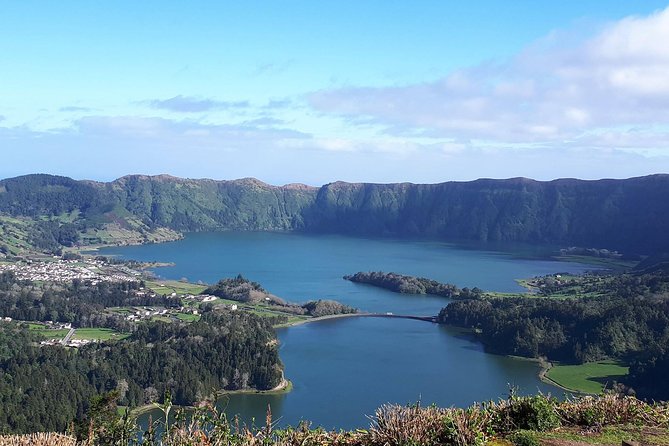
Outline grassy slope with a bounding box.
[72,328,129,341]
[174,313,200,322]
[145,280,311,325]
[30,328,70,339]
[0,216,34,255]
[546,360,629,394]
[145,280,208,296]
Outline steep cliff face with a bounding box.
[1,173,668,253]
[105,175,317,231]
[302,176,669,253]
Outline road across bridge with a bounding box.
[60,327,76,345]
[358,313,438,323]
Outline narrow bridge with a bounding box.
[358,313,438,323]
[60,327,76,345]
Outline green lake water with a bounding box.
[101,232,594,429]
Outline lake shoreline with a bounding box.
[538,360,590,395]
[283,314,572,397]
[106,231,597,428]
[130,379,294,418]
[516,356,590,395]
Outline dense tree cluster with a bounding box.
[344,271,482,299]
[439,295,669,363]
[0,312,282,434]
[203,275,269,302]
[0,175,102,218]
[628,351,669,401]
[28,221,82,253]
[438,270,669,400]
[301,299,357,317]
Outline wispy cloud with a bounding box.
[0,116,667,184]
[241,117,287,127]
[146,95,250,113]
[4,7,669,184]
[308,6,669,152]
[76,115,306,143]
[250,60,294,77]
[263,98,294,110]
[59,106,93,112]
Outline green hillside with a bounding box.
[1,173,668,254]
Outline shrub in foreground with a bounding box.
[492,394,561,433]
[508,430,539,446]
[1,393,668,445]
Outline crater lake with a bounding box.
[100,232,595,429]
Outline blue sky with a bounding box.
[2,1,669,184]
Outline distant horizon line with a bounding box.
[2,172,669,188]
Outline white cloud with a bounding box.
[282,137,433,154]
[145,96,250,113]
[76,115,307,145]
[3,8,669,183]
[1,117,668,184]
[308,6,669,152]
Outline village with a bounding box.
[0,319,103,348]
[0,291,239,349]
[0,257,139,284]
[107,292,234,323]
[0,255,280,352]
[0,256,238,347]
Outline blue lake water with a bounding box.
[101,232,594,429]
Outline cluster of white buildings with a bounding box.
[40,337,96,348]
[184,294,217,303]
[43,321,72,330]
[0,259,137,283]
[182,294,238,311]
[124,306,170,321]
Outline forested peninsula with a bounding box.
[203,276,358,317]
[0,271,284,434]
[436,268,669,400]
[1,173,669,256]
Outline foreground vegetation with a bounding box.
[1,393,668,445]
[0,264,365,435]
[0,312,283,434]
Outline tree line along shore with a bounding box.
[344,268,669,400]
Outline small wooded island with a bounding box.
[344,271,482,299]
